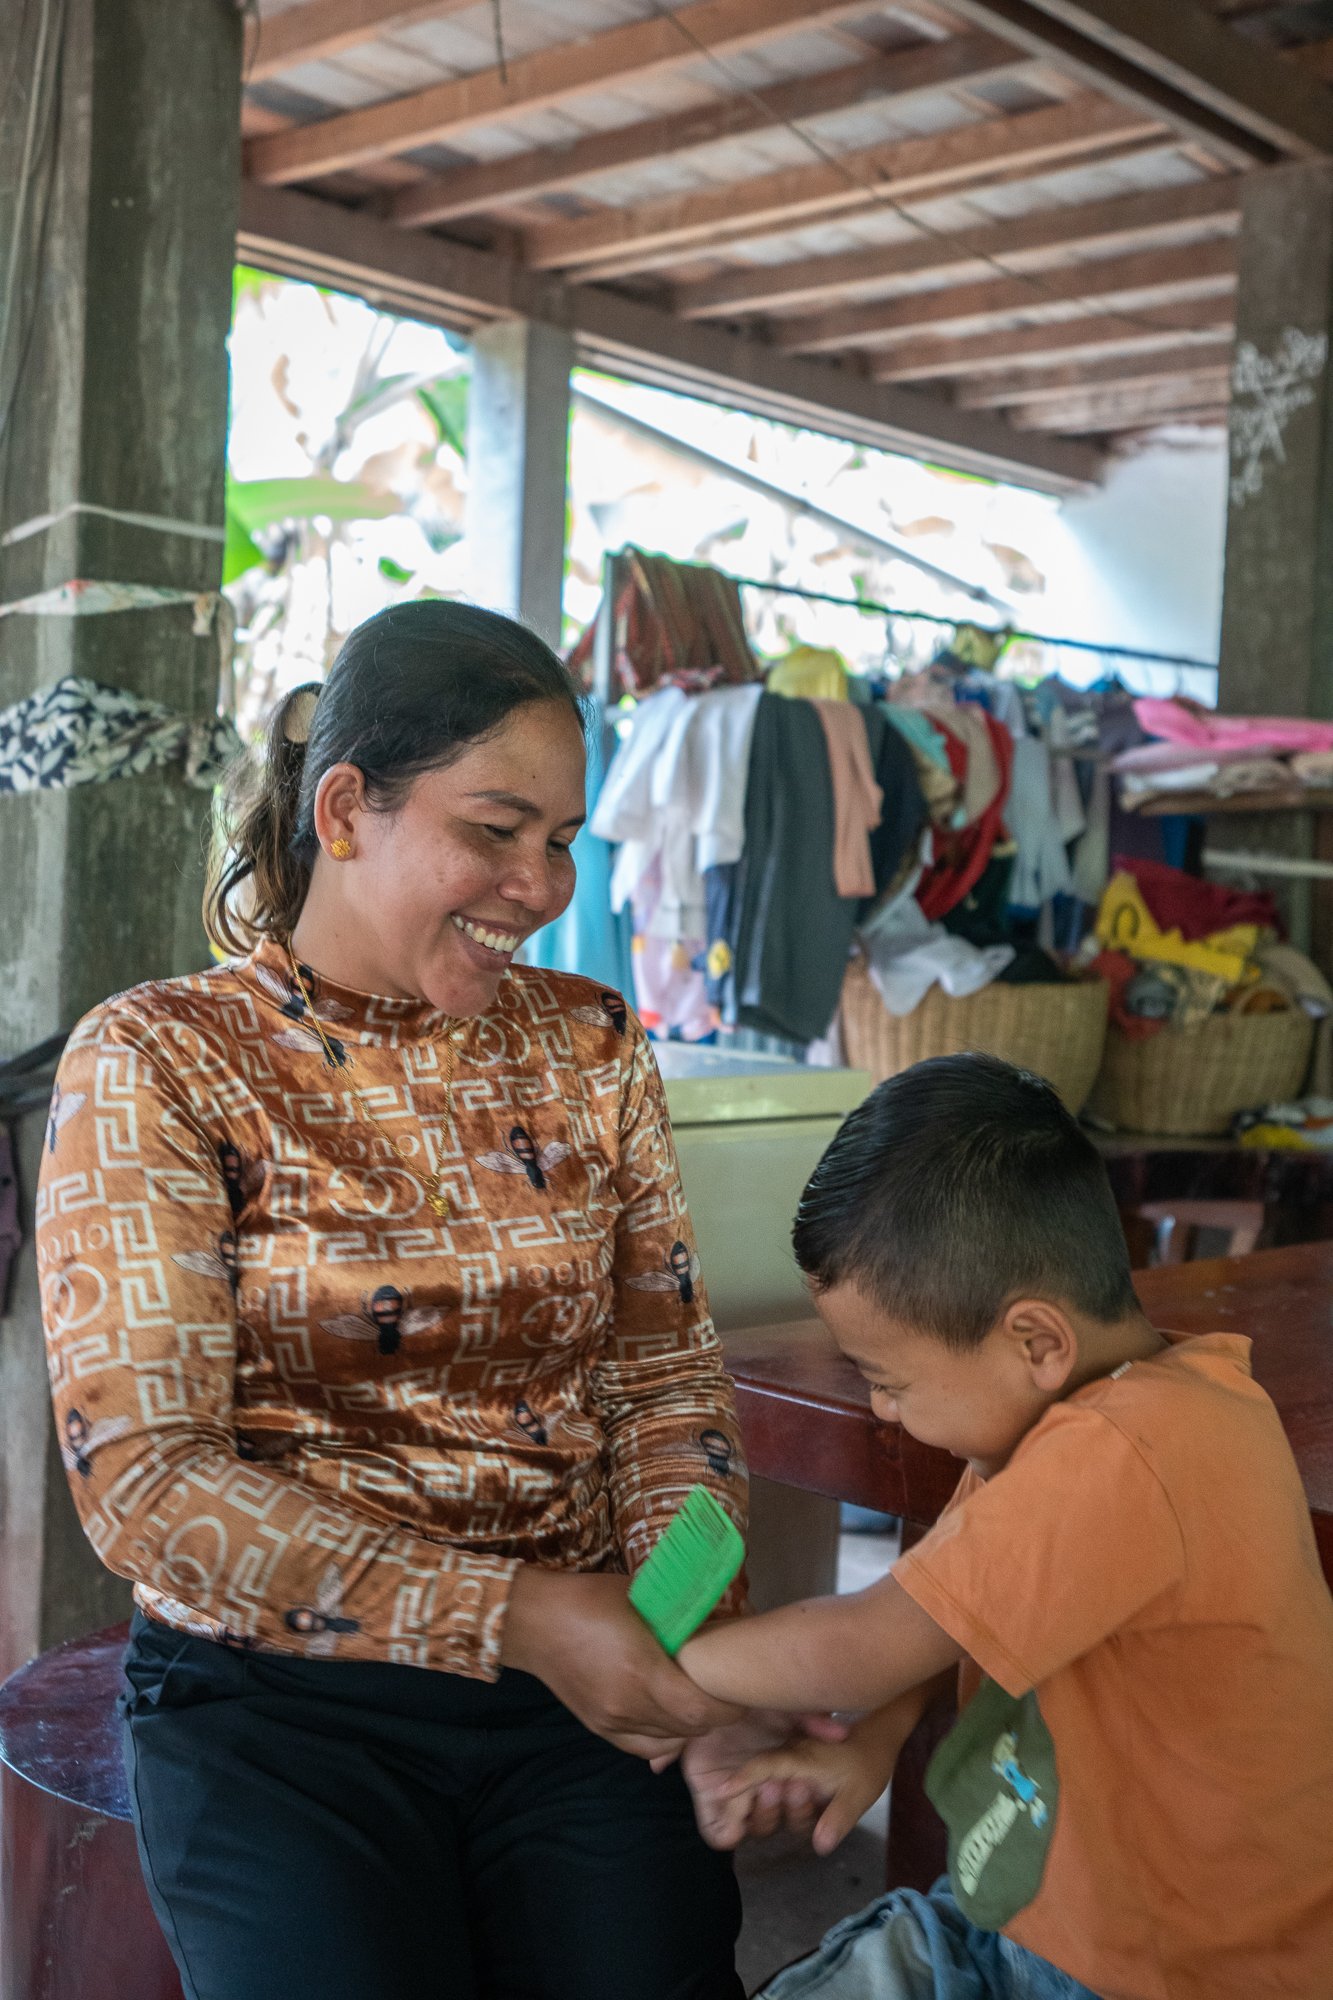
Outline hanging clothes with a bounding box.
[731,694,857,1045]
[767,646,849,703]
[861,706,929,903]
[1007,736,1074,912]
[812,699,882,899]
[629,860,714,1042]
[943,702,1004,825]
[592,687,698,933]
[916,709,1014,924]
[568,549,757,699]
[881,706,959,826]
[592,683,764,946]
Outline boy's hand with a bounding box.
[713,1691,928,1855]
[679,1710,850,1850]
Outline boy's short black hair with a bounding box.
[793,1053,1138,1350]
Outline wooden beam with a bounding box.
[236,179,1103,492]
[247,0,477,84]
[973,0,1333,159]
[388,31,1029,229]
[941,0,1278,164]
[245,0,875,185]
[674,175,1241,319]
[574,134,1169,288]
[778,239,1237,353]
[956,335,1235,405]
[522,95,1162,277]
[1013,372,1232,429]
[872,296,1234,379]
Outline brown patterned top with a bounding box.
[36,938,747,1680]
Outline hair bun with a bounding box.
[282,686,321,746]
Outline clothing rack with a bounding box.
[723,570,1220,677]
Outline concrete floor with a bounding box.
[734,1525,899,1997]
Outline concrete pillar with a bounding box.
[0,0,242,1678]
[464,318,574,649]
[1218,162,1333,718]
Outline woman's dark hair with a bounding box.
[206,600,585,954]
[792,1053,1138,1350]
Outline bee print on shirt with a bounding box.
[218,1138,267,1223]
[321,1284,442,1357]
[629,1239,701,1305]
[272,1020,350,1069]
[699,1429,736,1480]
[254,962,354,1027]
[476,1124,570,1193]
[513,1399,548,1447]
[571,990,628,1036]
[61,1408,130,1479]
[174,1229,241,1296]
[283,1562,361,1657]
[46,1083,87,1155]
[235,1430,299,1466]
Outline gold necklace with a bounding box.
[285,945,458,1220]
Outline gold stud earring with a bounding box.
[330,839,352,861]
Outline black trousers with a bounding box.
[121,1613,744,2000]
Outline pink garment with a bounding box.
[1111,738,1304,775]
[1134,697,1333,757]
[812,699,883,898]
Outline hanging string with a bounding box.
[490,0,509,86]
[724,570,1218,674]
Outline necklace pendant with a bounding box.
[427,1192,449,1219]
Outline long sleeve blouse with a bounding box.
[36,939,747,1681]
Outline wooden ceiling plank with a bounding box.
[247,0,479,85]
[246,0,876,185]
[578,135,1168,288]
[970,0,1333,159]
[956,334,1235,403]
[236,178,1104,491]
[522,94,1162,275]
[872,295,1234,377]
[388,30,1030,228]
[778,238,1237,352]
[674,173,1241,319]
[939,0,1277,163]
[1013,373,1232,429]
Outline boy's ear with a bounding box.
[1001,1298,1078,1393]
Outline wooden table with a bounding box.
[724,1242,1333,1890]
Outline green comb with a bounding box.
[630,1486,746,1656]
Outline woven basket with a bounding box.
[1085,1007,1314,1137]
[839,958,1109,1114]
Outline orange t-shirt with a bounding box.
[894,1332,1333,2000]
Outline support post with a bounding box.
[464,318,574,649]
[0,0,242,1679]
[1218,162,1333,719]
[1215,163,1333,964]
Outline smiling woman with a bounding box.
[36,601,756,2000]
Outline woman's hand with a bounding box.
[500,1568,744,1760]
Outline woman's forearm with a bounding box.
[677,1574,961,1712]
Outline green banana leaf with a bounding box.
[223,476,399,584]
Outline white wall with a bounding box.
[1013,433,1229,701]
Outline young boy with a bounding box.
[679,1055,1333,2000]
